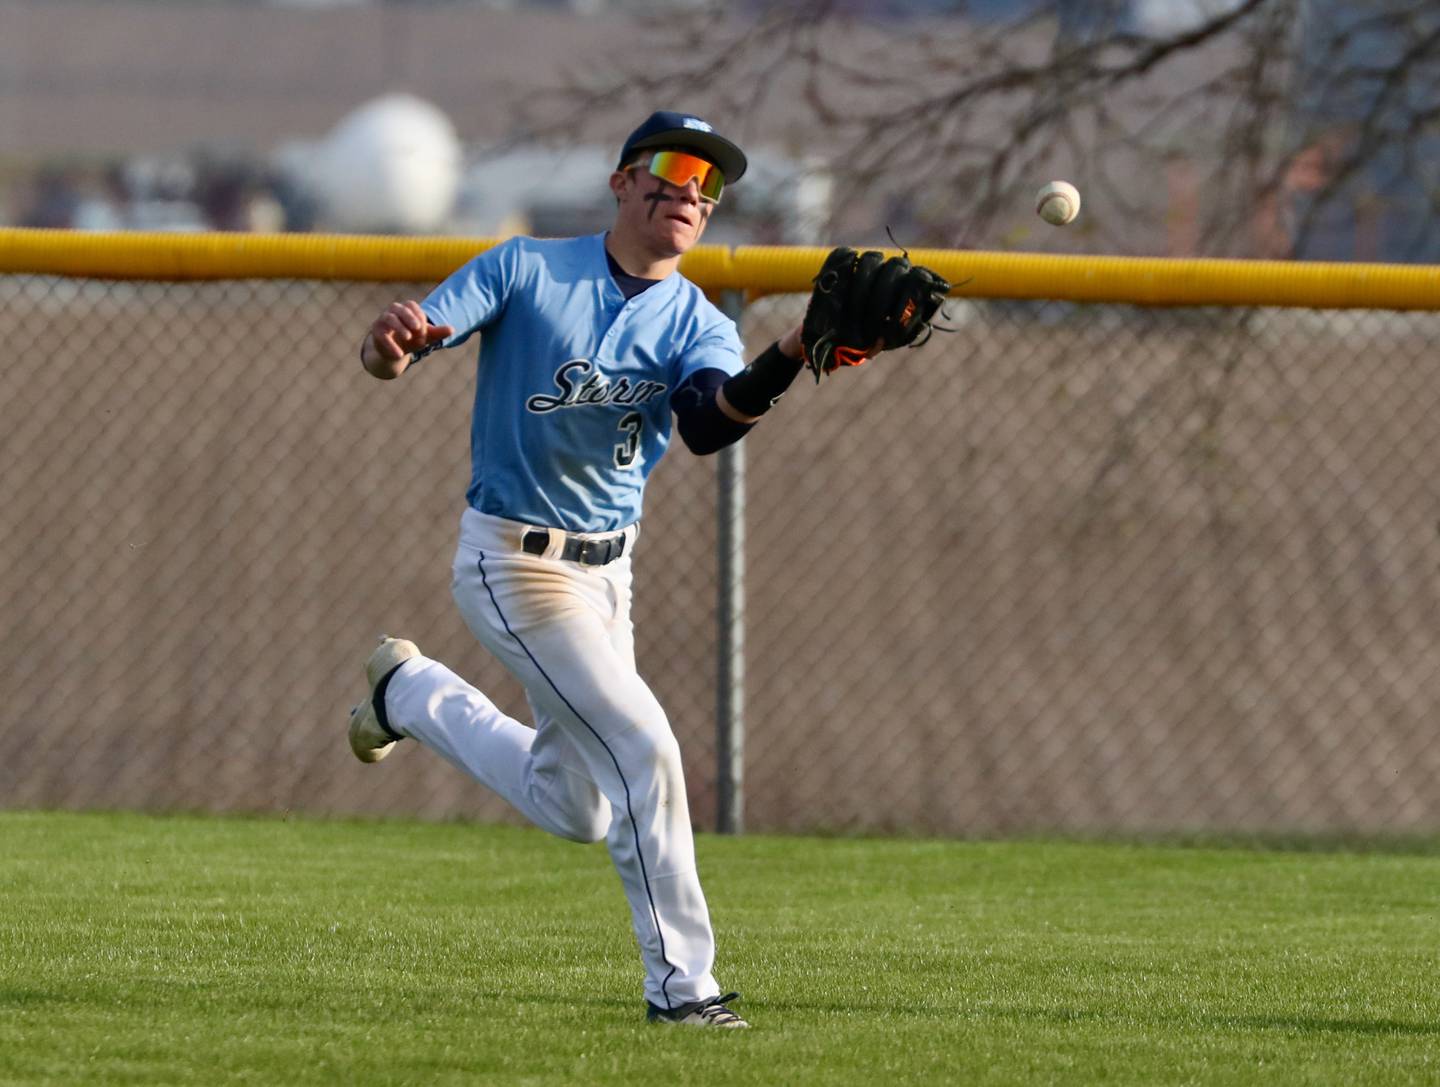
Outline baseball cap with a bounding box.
[617,111,748,184]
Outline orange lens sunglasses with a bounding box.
[639,150,725,203]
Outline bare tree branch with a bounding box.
[534,0,1440,260]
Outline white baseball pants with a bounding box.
[380,507,720,1009]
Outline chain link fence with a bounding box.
[2,265,1438,835]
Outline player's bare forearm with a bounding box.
[360,333,412,380]
[776,324,803,362]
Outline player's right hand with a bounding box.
[370,301,455,361]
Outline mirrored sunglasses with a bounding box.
[641,150,725,203]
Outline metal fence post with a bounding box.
[715,289,746,834]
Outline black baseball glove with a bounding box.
[800,246,951,382]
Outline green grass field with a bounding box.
[2,812,1437,1086]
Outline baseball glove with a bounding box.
[800,246,951,382]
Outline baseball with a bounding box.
[1036,180,1081,226]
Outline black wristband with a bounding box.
[721,341,805,418]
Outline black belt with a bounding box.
[521,527,628,566]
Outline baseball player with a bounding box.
[347,110,948,1029]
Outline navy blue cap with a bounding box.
[617,111,747,183]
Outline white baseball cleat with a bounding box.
[347,636,420,763]
[646,992,749,1028]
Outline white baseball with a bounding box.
[1036,180,1081,226]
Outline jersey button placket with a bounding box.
[597,313,625,375]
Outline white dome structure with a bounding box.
[304,93,462,233]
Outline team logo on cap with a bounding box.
[682,118,713,132]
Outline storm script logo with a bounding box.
[526,359,668,414]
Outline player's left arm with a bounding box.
[672,323,805,456]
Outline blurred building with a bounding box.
[1288,0,1440,262]
[0,0,836,240]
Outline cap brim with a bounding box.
[628,129,747,183]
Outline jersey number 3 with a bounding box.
[614,412,643,469]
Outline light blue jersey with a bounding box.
[420,233,745,533]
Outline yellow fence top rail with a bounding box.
[3,227,1440,311]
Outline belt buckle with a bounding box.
[577,535,624,565]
